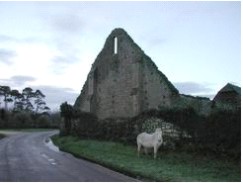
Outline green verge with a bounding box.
[51,135,240,182]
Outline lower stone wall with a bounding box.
[142,118,190,139]
[172,95,212,116]
[141,117,191,148]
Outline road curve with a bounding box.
[0,130,137,181]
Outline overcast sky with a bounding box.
[0,1,241,111]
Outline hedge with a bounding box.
[61,106,241,159]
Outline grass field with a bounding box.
[52,135,240,182]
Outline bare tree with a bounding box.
[34,89,46,113]
[22,87,35,111]
[11,89,22,111]
[0,86,12,110]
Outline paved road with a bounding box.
[0,130,137,181]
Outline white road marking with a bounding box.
[41,153,48,158]
[41,153,57,165]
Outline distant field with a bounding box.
[0,128,56,137]
[0,128,55,133]
[52,135,241,182]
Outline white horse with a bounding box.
[137,128,163,159]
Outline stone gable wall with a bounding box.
[74,28,179,119]
[141,56,178,111]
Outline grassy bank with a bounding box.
[52,135,240,182]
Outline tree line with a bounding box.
[0,85,50,114]
[0,85,61,129]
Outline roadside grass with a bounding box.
[52,135,240,182]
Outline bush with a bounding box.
[0,109,10,127]
[49,112,61,128]
[0,108,60,129]
[11,112,34,128]
[35,115,52,128]
[0,118,4,128]
[71,111,98,138]
[197,109,241,159]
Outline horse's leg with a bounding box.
[137,143,141,158]
[154,146,157,159]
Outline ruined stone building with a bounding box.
[213,83,241,108]
[74,28,221,119]
[74,28,180,119]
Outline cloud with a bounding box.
[42,7,86,38]
[52,54,79,64]
[144,37,167,49]
[50,13,85,34]
[0,75,36,87]
[38,10,86,75]
[0,49,17,64]
[0,34,44,44]
[0,35,16,42]
[30,85,79,111]
[50,54,80,75]
[10,75,36,86]
[173,81,214,95]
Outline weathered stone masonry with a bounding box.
[74,28,179,119]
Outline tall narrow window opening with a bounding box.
[114,37,118,54]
